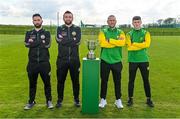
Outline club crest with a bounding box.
[72,31,76,36]
[40,34,46,39]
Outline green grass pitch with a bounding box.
[0,34,180,118]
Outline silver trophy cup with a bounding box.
[86,40,98,59]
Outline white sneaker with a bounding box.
[24,101,36,110]
[114,99,123,109]
[47,101,54,109]
[99,98,107,108]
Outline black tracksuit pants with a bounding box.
[27,62,52,103]
[128,62,151,98]
[56,59,80,102]
[100,60,123,100]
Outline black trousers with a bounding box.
[128,62,151,98]
[27,62,52,103]
[100,60,123,100]
[56,59,80,102]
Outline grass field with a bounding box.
[0,34,180,118]
[1,25,180,36]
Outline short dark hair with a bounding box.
[32,13,42,19]
[132,16,141,21]
[63,11,73,17]
[108,15,116,20]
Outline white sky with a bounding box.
[0,0,180,25]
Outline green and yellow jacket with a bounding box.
[98,27,125,64]
[126,28,151,62]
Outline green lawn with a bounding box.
[0,34,180,118]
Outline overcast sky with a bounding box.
[0,0,179,25]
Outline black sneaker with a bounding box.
[56,100,62,108]
[74,99,80,107]
[127,98,133,107]
[146,99,154,107]
[24,101,36,110]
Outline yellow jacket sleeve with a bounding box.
[109,32,125,47]
[98,31,115,48]
[132,32,151,48]
[126,33,143,51]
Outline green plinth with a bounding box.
[82,58,100,114]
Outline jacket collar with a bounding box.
[108,27,117,31]
[33,27,44,33]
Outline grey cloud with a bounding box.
[0,0,61,19]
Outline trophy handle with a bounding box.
[95,40,99,46]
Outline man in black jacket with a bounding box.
[24,13,53,110]
[56,11,81,108]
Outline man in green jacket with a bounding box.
[126,16,154,107]
[98,15,125,109]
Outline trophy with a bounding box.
[86,40,98,59]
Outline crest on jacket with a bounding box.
[40,34,46,39]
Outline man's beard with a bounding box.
[34,24,42,28]
[109,25,115,28]
[65,21,72,25]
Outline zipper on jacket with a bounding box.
[37,33,40,63]
[68,27,71,61]
[69,47,71,61]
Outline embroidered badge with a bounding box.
[40,34,46,39]
[30,35,36,39]
[62,31,67,36]
[72,31,76,36]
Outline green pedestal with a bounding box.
[82,58,100,114]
